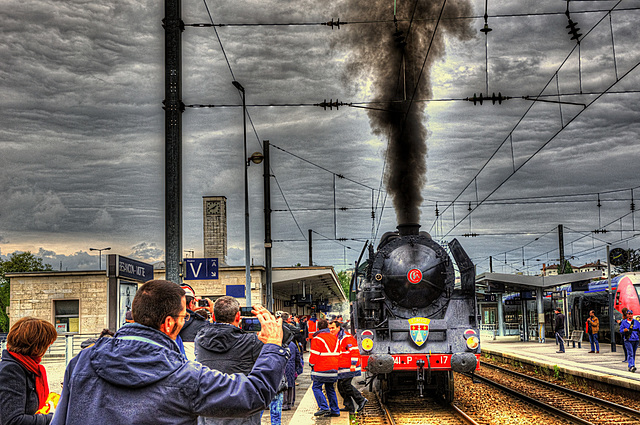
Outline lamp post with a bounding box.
[90,247,111,270]
[232,81,252,307]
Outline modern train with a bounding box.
[350,224,480,404]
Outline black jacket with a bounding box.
[554,312,565,334]
[0,350,52,425]
[194,323,264,375]
[179,309,210,342]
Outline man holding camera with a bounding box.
[52,280,287,425]
[195,296,266,425]
[179,284,214,344]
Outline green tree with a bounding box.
[558,259,574,274]
[337,270,351,297]
[0,252,53,332]
[614,249,640,274]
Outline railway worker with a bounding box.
[329,320,368,414]
[586,310,600,353]
[620,309,640,373]
[554,308,566,353]
[309,318,341,417]
[307,314,317,346]
[51,280,289,425]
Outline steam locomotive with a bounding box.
[350,224,480,404]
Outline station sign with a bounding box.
[184,258,219,280]
[107,255,153,283]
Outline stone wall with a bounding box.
[9,271,108,334]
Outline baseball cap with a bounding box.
[181,284,196,298]
[628,309,634,315]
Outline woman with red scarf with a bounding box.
[0,316,58,424]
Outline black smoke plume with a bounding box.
[337,1,474,224]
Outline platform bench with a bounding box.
[567,330,584,348]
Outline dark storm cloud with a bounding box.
[1,1,639,274]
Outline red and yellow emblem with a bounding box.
[408,317,430,346]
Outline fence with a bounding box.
[479,323,521,340]
[43,333,100,365]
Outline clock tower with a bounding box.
[203,196,227,264]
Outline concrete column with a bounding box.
[536,287,546,343]
[497,293,505,337]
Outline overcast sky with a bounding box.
[1,0,639,275]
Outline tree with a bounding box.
[0,252,53,332]
[337,270,351,297]
[559,259,574,274]
[614,249,640,274]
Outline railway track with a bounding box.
[474,362,640,425]
[355,391,479,425]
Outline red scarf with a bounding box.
[8,351,49,410]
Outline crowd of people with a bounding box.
[0,280,367,424]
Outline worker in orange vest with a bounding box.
[329,320,367,413]
[309,318,340,417]
[306,315,317,343]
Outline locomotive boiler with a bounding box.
[351,223,480,404]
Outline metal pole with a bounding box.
[607,245,617,352]
[263,140,273,311]
[308,229,313,266]
[164,0,183,285]
[558,224,565,274]
[239,85,251,307]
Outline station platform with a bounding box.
[261,351,350,425]
[482,339,640,392]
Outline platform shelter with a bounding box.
[475,271,602,342]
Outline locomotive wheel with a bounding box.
[381,375,389,404]
[435,371,454,405]
[374,375,389,404]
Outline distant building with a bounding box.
[541,260,607,277]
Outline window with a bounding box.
[54,300,79,333]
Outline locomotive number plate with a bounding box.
[362,354,481,371]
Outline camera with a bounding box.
[197,299,209,307]
[240,306,254,317]
[241,317,261,332]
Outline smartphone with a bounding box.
[240,306,254,317]
[241,317,261,332]
[197,299,209,307]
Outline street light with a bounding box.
[232,80,252,307]
[90,247,111,270]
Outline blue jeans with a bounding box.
[624,340,638,368]
[312,380,339,414]
[588,333,599,352]
[269,392,283,425]
[555,331,565,352]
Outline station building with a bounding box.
[6,196,346,334]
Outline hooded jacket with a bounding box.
[51,323,288,425]
[179,309,210,342]
[0,350,52,425]
[194,322,263,375]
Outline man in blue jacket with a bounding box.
[620,309,640,373]
[51,280,288,425]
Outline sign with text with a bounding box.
[184,258,219,280]
[107,255,153,283]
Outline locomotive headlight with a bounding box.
[361,338,374,351]
[466,336,479,350]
